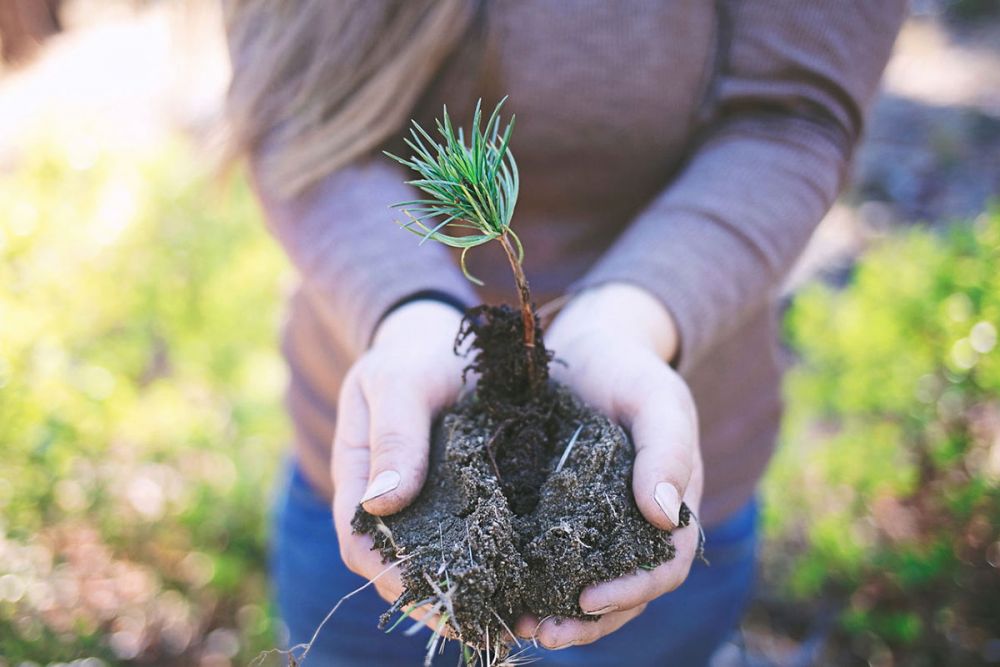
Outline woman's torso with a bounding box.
[286,0,784,526]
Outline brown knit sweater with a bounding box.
[247,1,907,527]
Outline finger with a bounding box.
[338,526,398,580]
[514,606,646,650]
[514,614,544,641]
[360,376,434,515]
[331,374,374,543]
[578,521,700,613]
[373,569,405,604]
[624,371,698,531]
[330,376,407,581]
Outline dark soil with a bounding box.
[352,305,690,655]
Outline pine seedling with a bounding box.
[384,97,541,383]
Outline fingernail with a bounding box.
[583,603,618,616]
[537,618,580,650]
[549,640,579,650]
[361,470,400,504]
[654,482,681,528]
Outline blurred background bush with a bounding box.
[0,140,290,664]
[758,213,1000,666]
[0,1,997,665]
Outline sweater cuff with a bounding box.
[300,234,480,356]
[374,289,473,337]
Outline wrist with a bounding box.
[555,283,679,362]
[372,299,465,350]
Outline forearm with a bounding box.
[573,117,846,372]
[250,157,477,357]
[572,0,905,374]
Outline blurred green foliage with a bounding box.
[0,136,290,664]
[764,211,1000,665]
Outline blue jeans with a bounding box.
[271,462,757,666]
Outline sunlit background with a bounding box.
[0,1,997,666]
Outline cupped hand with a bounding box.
[330,300,469,614]
[515,283,704,650]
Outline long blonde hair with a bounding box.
[223,0,474,197]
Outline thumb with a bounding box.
[359,379,434,516]
[625,375,698,532]
[331,375,372,533]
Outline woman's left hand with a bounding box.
[515,283,704,650]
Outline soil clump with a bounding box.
[353,305,690,653]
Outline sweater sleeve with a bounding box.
[573,0,907,374]
[250,158,479,358]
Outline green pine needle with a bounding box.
[384,97,521,285]
[384,598,435,634]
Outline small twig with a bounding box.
[375,516,403,555]
[552,521,590,549]
[424,571,462,636]
[689,509,709,566]
[555,423,584,473]
[438,523,448,578]
[405,603,444,637]
[425,613,449,666]
[248,647,292,667]
[491,610,521,648]
[603,492,618,520]
[526,615,554,649]
[485,419,514,482]
[498,643,541,666]
[465,522,474,563]
[499,231,540,386]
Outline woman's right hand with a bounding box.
[331,300,469,606]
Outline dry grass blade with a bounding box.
[250,554,414,667]
[554,423,584,473]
